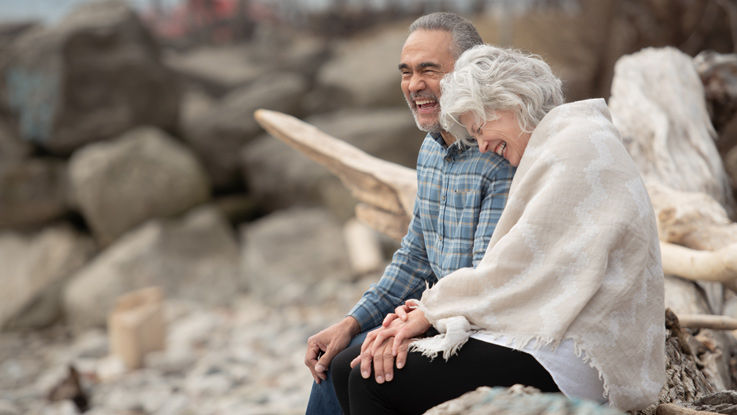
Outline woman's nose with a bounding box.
[478,141,489,153]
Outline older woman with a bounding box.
[331,45,665,415]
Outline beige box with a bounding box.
[108,286,165,369]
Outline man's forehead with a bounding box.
[400,30,454,66]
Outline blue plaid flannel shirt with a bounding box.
[348,132,515,331]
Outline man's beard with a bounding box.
[405,95,442,133]
[411,110,442,133]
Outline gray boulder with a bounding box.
[1,0,180,154]
[0,158,69,229]
[241,107,422,218]
[0,224,94,330]
[315,27,407,108]
[0,116,30,162]
[240,207,352,306]
[63,205,241,329]
[164,45,266,96]
[182,71,309,190]
[68,126,210,245]
[425,386,624,415]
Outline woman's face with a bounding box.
[460,110,531,167]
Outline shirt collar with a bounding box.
[429,132,471,156]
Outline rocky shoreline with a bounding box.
[1,277,375,415]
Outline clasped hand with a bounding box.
[350,300,431,384]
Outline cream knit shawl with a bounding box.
[411,99,665,411]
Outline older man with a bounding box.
[304,12,515,414]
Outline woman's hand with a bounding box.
[381,299,419,328]
[350,307,431,383]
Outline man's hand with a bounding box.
[305,316,360,383]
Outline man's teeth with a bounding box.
[495,142,507,156]
[415,99,435,107]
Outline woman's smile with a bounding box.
[460,110,530,166]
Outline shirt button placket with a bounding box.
[439,152,451,244]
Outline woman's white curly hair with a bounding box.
[439,45,564,145]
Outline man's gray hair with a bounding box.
[409,12,483,59]
[439,45,565,144]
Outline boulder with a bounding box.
[0,119,29,162]
[165,33,326,97]
[164,45,266,96]
[0,158,68,229]
[0,224,94,330]
[63,206,241,329]
[240,207,352,306]
[315,25,407,108]
[425,386,625,415]
[1,0,180,154]
[182,71,309,190]
[68,126,210,245]
[241,107,422,218]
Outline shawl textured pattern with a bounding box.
[411,99,665,410]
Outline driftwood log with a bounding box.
[608,48,737,406]
[253,47,737,413]
[253,109,415,241]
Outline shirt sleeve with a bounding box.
[472,163,515,265]
[348,197,435,331]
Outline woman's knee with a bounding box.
[331,347,357,388]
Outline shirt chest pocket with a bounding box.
[450,187,479,207]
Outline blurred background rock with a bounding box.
[0,0,735,413]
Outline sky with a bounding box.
[0,0,504,23]
[0,0,182,23]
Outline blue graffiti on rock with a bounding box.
[5,67,59,143]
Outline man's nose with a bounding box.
[408,75,425,92]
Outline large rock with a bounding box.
[0,224,94,329]
[0,117,30,162]
[241,107,422,218]
[63,206,241,329]
[1,0,180,154]
[240,207,353,306]
[165,33,326,97]
[0,158,69,229]
[68,126,210,245]
[182,71,309,190]
[425,386,625,415]
[315,25,407,108]
[164,45,267,96]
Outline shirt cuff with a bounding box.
[347,301,377,332]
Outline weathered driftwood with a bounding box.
[661,242,737,285]
[678,313,737,331]
[609,47,737,404]
[609,47,735,217]
[608,48,737,314]
[253,109,415,241]
[647,182,737,252]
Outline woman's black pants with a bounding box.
[331,337,560,415]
